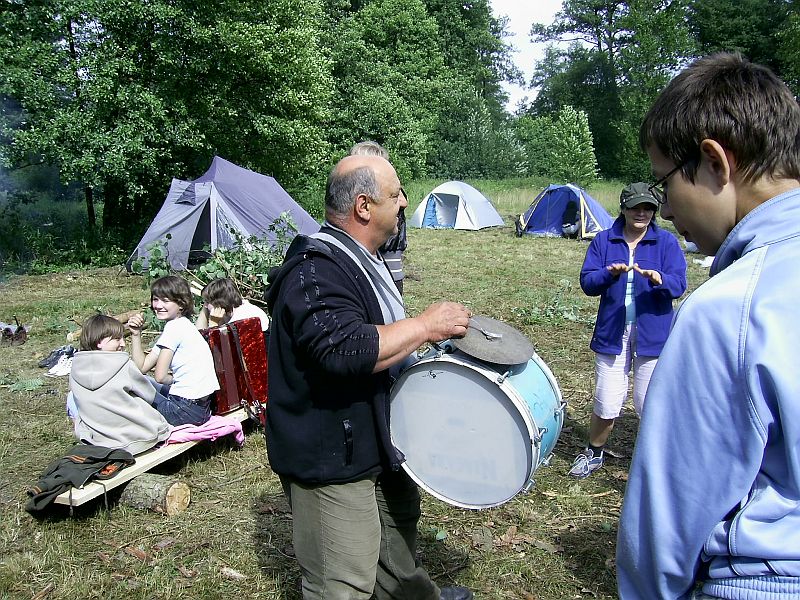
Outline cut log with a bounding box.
[67,309,141,342]
[119,473,190,516]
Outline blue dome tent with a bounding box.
[515,184,614,240]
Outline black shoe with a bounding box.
[38,345,72,368]
[440,586,474,600]
[48,345,75,367]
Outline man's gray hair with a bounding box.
[325,165,380,217]
[349,140,389,159]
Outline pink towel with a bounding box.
[166,415,245,446]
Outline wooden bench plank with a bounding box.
[54,408,249,507]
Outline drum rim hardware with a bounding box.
[496,369,511,384]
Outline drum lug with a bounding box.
[425,340,454,358]
[537,427,547,441]
[496,369,511,384]
[522,477,536,493]
[556,400,567,418]
[421,345,441,359]
[540,453,554,467]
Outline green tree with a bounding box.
[528,0,694,181]
[430,85,526,178]
[551,106,598,185]
[687,0,792,75]
[323,0,451,178]
[0,0,332,237]
[531,0,632,74]
[515,113,553,178]
[777,9,800,94]
[516,105,597,185]
[422,0,522,117]
[614,0,695,180]
[528,44,620,177]
[323,0,523,179]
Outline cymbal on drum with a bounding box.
[453,315,534,365]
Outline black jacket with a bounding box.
[265,235,402,483]
[26,444,135,513]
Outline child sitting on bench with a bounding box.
[128,275,219,426]
[67,314,171,454]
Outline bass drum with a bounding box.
[390,348,564,509]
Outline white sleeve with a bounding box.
[155,319,181,351]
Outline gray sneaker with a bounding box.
[568,448,604,478]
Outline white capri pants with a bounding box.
[593,323,657,419]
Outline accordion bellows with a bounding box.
[201,317,268,425]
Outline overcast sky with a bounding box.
[488,0,563,111]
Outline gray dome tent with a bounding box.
[409,181,504,230]
[127,156,320,270]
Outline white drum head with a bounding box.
[390,356,535,509]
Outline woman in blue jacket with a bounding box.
[568,183,687,478]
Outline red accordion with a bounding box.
[201,317,268,426]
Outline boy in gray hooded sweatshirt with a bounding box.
[68,314,171,454]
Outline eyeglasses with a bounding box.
[648,161,687,205]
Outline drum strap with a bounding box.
[218,327,240,411]
[316,226,404,323]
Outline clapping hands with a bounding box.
[607,263,662,285]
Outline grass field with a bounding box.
[0,182,709,600]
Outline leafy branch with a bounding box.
[129,212,299,309]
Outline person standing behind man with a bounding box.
[617,53,800,599]
[568,182,686,478]
[265,153,474,600]
[350,141,408,294]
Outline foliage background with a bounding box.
[0,1,791,595]
[4,0,796,275]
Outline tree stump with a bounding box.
[119,474,191,516]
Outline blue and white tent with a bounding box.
[409,181,503,230]
[515,184,614,240]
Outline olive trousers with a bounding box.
[281,470,440,600]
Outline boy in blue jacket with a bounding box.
[617,53,800,599]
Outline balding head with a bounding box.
[326,155,392,220]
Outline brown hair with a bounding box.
[79,314,124,351]
[150,275,194,317]
[201,278,243,313]
[640,52,800,185]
